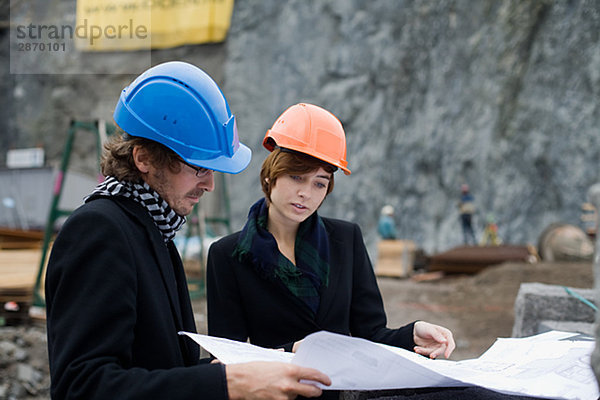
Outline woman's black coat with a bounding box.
[207,217,415,351]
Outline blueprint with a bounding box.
[179,330,599,400]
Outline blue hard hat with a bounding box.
[113,61,251,174]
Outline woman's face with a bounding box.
[268,167,331,227]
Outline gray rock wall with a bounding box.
[223,0,600,254]
[3,0,600,254]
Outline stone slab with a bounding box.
[512,282,595,338]
[537,320,594,336]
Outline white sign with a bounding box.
[6,148,45,168]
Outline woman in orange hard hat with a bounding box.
[206,104,455,379]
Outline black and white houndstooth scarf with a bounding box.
[86,176,185,242]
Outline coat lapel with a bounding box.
[315,220,344,324]
[114,197,185,332]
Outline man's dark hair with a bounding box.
[101,128,182,182]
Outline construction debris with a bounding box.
[0,325,50,399]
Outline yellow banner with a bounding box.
[75,0,234,51]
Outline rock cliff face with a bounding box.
[3,0,600,254]
[223,0,600,253]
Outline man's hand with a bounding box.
[226,361,331,400]
[413,321,456,359]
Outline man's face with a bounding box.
[144,161,215,216]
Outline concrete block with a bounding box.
[512,282,595,338]
[537,320,594,336]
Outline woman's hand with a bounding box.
[413,321,455,359]
[292,340,304,353]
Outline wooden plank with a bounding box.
[0,241,43,250]
[0,227,45,240]
[0,228,44,250]
[0,249,43,290]
[375,240,416,278]
[429,245,532,274]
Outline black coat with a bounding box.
[45,197,227,400]
[207,217,415,351]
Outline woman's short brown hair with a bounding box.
[260,148,337,200]
[101,128,183,182]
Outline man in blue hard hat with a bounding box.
[45,61,330,400]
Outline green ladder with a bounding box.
[32,120,114,307]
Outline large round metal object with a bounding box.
[537,223,594,262]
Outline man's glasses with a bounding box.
[179,159,212,178]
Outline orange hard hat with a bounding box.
[263,103,351,175]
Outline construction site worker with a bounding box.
[581,202,597,238]
[458,183,477,245]
[377,204,398,239]
[45,63,330,400]
[480,213,502,246]
[206,103,455,399]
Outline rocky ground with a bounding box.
[0,325,48,400]
[0,261,593,399]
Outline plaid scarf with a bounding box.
[233,198,330,315]
[85,176,186,243]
